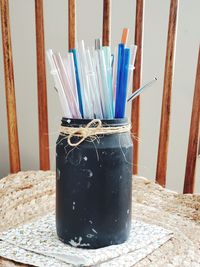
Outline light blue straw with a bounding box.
[70,49,84,117]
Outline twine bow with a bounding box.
[60,119,131,147]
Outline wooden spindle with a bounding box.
[35,0,50,170]
[131,0,144,175]
[156,0,179,187]
[0,0,21,173]
[68,0,75,50]
[102,0,111,46]
[183,47,200,194]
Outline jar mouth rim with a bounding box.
[61,117,129,127]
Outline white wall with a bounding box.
[0,0,199,192]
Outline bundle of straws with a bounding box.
[47,28,137,119]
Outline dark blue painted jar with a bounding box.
[56,118,133,249]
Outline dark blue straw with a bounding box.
[115,43,124,117]
[115,47,130,118]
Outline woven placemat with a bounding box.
[0,213,172,267]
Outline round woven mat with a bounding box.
[0,171,200,267]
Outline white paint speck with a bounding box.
[115,219,118,222]
[56,169,60,180]
[67,119,71,123]
[89,220,93,224]
[72,202,76,210]
[86,234,94,238]
[88,170,93,178]
[69,237,90,247]
[127,209,130,214]
[92,228,98,234]
[83,156,88,161]
[119,175,122,180]
[82,169,93,178]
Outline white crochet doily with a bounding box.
[0,213,172,267]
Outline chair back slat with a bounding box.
[68,0,75,50]
[183,47,200,194]
[102,0,111,46]
[131,0,144,175]
[35,0,50,170]
[156,0,179,187]
[0,0,21,173]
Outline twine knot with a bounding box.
[60,119,131,147]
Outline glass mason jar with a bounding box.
[56,117,133,249]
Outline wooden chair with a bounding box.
[0,0,199,194]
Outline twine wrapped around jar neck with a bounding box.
[60,119,131,147]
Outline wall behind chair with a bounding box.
[0,0,199,192]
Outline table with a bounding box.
[0,171,200,266]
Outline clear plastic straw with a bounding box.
[77,41,93,118]
[98,49,113,118]
[93,50,106,118]
[102,46,114,116]
[63,53,79,109]
[46,49,72,118]
[53,53,81,118]
[86,49,103,119]
[127,45,137,95]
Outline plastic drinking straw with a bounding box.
[121,28,129,45]
[102,46,114,115]
[75,49,87,117]
[127,45,138,95]
[63,53,79,105]
[93,49,106,118]
[113,28,129,111]
[54,54,81,119]
[112,46,118,106]
[115,48,131,118]
[77,40,93,118]
[94,38,113,118]
[95,38,101,50]
[46,49,72,117]
[53,52,81,118]
[70,49,84,117]
[127,77,157,102]
[98,48,113,118]
[86,49,103,119]
[115,43,125,116]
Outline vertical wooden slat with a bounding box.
[183,47,200,194]
[131,0,144,175]
[68,0,75,50]
[102,0,111,46]
[35,0,50,170]
[0,0,21,173]
[156,0,179,187]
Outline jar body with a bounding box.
[56,118,133,249]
